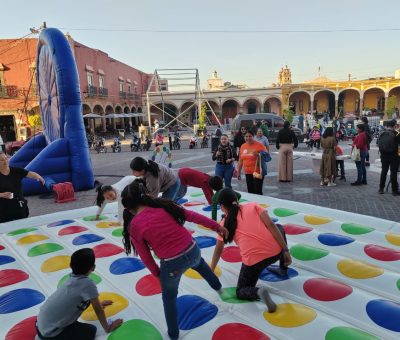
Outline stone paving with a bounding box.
[26,139,400,222]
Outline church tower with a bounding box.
[278,65,292,85]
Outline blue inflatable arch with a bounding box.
[9,28,94,195]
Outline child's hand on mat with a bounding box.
[107,319,123,332]
[283,252,292,267]
[217,226,229,240]
[101,300,113,308]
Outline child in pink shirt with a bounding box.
[121,180,228,340]
[210,188,291,312]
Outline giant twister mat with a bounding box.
[1,188,400,340]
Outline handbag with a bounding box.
[253,154,263,179]
[351,147,360,161]
[264,151,272,163]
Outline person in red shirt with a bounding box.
[351,124,368,186]
[177,168,214,204]
[121,180,228,340]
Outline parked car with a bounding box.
[231,113,305,142]
[5,139,27,155]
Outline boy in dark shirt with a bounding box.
[36,249,123,339]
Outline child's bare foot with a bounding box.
[268,267,288,277]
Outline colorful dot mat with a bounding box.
[1,187,399,339]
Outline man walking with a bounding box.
[378,119,400,195]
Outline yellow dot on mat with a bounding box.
[41,255,71,273]
[17,234,49,245]
[304,215,333,225]
[197,224,211,231]
[81,292,128,321]
[337,259,384,279]
[259,203,270,208]
[385,233,400,247]
[184,264,222,279]
[96,221,121,228]
[263,303,317,328]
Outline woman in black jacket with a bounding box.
[276,121,298,182]
[212,134,237,188]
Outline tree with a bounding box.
[198,102,207,130]
[28,114,42,128]
[386,95,397,118]
[283,108,295,122]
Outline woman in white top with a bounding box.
[95,176,136,223]
[254,128,270,150]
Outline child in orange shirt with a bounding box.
[210,188,291,313]
[335,144,346,181]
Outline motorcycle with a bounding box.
[201,134,209,148]
[130,135,142,152]
[172,133,181,150]
[189,136,198,149]
[112,137,122,153]
[95,138,107,153]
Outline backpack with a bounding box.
[378,130,397,154]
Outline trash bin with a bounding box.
[118,129,125,139]
[211,136,219,153]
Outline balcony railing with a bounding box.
[119,91,127,99]
[0,85,38,99]
[98,87,108,98]
[127,93,141,100]
[87,85,97,97]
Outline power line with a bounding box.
[59,27,400,34]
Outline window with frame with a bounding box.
[119,82,124,92]
[127,85,131,94]
[99,75,105,89]
[87,73,93,86]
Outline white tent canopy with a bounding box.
[82,113,102,118]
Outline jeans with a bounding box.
[160,243,221,339]
[36,321,96,340]
[380,153,399,192]
[355,150,367,183]
[245,174,264,195]
[162,177,183,202]
[215,163,234,188]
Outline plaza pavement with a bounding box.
[26,139,400,222]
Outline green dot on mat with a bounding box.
[325,327,379,340]
[220,287,250,304]
[7,227,38,236]
[83,215,107,221]
[107,319,162,340]
[112,228,123,237]
[341,223,374,235]
[239,198,248,203]
[273,208,299,217]
[397,278,400,291]
[58,272,102,288]
[190,192,204,197]
[28,243,64,257]
[290,244,329,261]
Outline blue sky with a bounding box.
[2,0,400,87]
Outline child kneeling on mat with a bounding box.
[210,188,292,312]
[36,248,123,339]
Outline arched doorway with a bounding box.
[105,105,114,131]
[338,89,360,115]
[153,103,178,125]
[387,86,400,117]
[243,98,261,114]
[82,104,92,132]
[180,101,196,125]
[115,105,123,129]
[93,104,105,132]
[264,97,282,114]
[288,91,311,115]
[222,99,239,120]
[314,90,335,116]
[363,87,385,115]
[204,100,220,124]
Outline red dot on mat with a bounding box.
[58,226,88,236]
[0,269,29,288]
[364,244,400,261]
[283,224,313,235]
[136,274,162,296]
[212,323,270,340]
[221,246,242,263]
[0,244,5,251]
[303,278,353,301]
[5,316,37,340]
[93,243,124,258]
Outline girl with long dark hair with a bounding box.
[130,157,182,201]
[210,188,291,312]
[121,181,228,340]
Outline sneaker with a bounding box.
[378,188,384,194]
[327,182,337,187]
[320,181,325,186]
[258,287,277,313]
[392,191,400,196]
[351,182,362,186]
[365,162,370,167]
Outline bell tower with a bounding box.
[278,65,292,85]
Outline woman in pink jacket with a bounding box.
[351,124,368,186]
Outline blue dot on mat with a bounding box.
[272,217,279,223]
[202,205,219,212]
[318,233,355,246]
[72,234,104,245]
[47,220,75,228]
[195,236,216,249]
[366,299,400,332]
[0,288,45,313]
[109,258,145,275]
[177,295,218,330]
[177,198,188,205]
[259,265,299,282]
[0,255,16,266]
